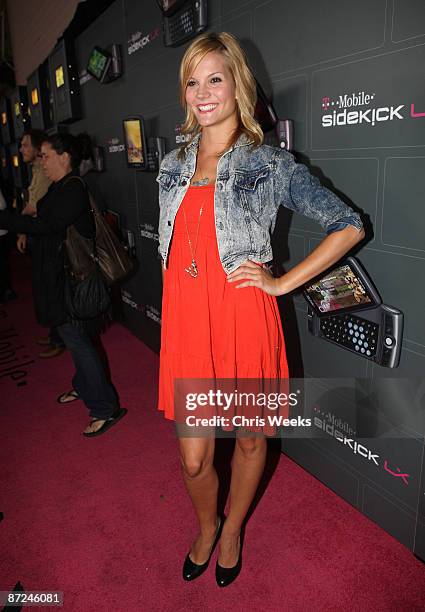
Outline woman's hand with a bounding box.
[227,260,284,296]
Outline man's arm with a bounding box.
[16,234,27,253]
[27,162,51,214]
[17,198,34,253]
[17,162,49,247]
[21,202,37,216]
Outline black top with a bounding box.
[0,170,95,327]
[83,170,107,212]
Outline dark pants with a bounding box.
[0,235,11,296]
[56,322,119,419]
[49,326,65,348]
[26,234,34,255]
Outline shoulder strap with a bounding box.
[63,175,86,188]
[63,175,100,214]
[62,175,99,258]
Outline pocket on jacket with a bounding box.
[156,170,180,192]
[234,166,270,217]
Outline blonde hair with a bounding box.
[177,31,263,160]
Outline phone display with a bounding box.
[123,117,148,169]
[303,258,381,317]
[55,66,65,88]
[87,47,112,83]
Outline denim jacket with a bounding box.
[156,132,363,274]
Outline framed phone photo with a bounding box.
[123,116,148,169]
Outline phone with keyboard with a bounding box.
[159,0,208,47]
[303,257,404,368]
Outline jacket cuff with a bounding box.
[325,215,363,235]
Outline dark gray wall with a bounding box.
[70,0,425,374]
[68,0,425,557]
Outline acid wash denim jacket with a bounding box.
[156,132,363,274]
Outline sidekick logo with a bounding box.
[121,290,144,311]
[140,223,159,242]
[174,123,191,144]
[128,27,160,55]
[313,406,411,487]
[314,415,379,465]
[321,89,423,129]
[322,105,404,127]
[145,304,161,325]
[108,137,125,154]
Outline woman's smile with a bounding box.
[197,103,219,114]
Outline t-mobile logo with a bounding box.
[322,97,330,111]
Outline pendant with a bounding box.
[185,260,198,277]
[192,177,209,186]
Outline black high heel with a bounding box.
[215,524,245,587]
[182,513,225,581]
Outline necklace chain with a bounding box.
[183,140,215,275]
[183,205,203,277]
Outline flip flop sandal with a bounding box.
[57,389,80,404]
[83,408,127,438]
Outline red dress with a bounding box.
[157,183,289,435]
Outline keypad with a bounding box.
[319,313,379,358]
[169,7,195,38]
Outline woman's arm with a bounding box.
[227,224,364,296]
[0,181,87,235]
[227,150,365,295]
[276,150,364,235]
[276,224,364,294]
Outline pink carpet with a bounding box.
[1,254,425,611]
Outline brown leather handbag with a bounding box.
[64,176,134,286]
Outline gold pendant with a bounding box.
[185,260,198,278]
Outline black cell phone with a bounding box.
[304,257,404,368]
[303,256,382,317]
[160,0,208,47]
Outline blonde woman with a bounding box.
[156,31,365,587]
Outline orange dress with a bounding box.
[157,183,290,434]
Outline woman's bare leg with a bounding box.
[179,434,219,564]
[218,433,267,567]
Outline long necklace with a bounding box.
[183,205,203,277]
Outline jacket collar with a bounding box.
[185,130,254,156]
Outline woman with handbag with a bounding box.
[157,32,365,587]
[0,133,126,437]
